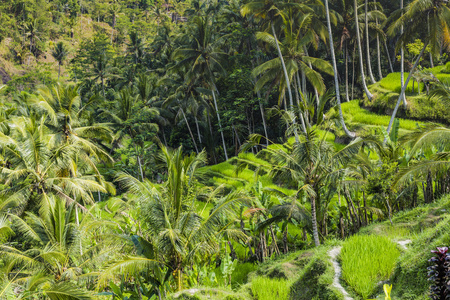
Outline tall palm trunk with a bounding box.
[400,0,407,107]
[271,22,306,137]
[211,88,228,160]
[58,63,61,80]
[181,108,199,154]
[311,195,320,246]
[384,40,394,73]
[194,116,202,145]
[375,1,383,80]
[256,88,269,146]
[345,41,350,102]
[325,0,355,138]
[354,0,373,100]
[365,0,376,83]
[386,41,428,136]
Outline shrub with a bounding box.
[340,235,400,299]
[428,247,450,299]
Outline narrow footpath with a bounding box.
[328,247,353,300]
[328,240,412,300]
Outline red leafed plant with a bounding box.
[428,247,450,300]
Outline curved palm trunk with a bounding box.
[181,108,199,154]
[400,0,407,108]
[271,22,306,137]
[325,0,355,138]
[386,41,428,136]
[354,0,373,100]
[211,88,228,161]
[345,41,350,102]
[375,1,383,80]
[365,0,376,84]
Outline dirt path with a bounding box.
[328,247,353,300]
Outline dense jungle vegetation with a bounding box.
[0,0,449,299]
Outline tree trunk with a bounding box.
[338,188,345,239]
[352,46,356,100]
[325,0,355,138]
[363,191,368,225]
[386,41,428,136]
[58,63,61,80]
[345,41,350,102]
[194,116,202,145]
[354,0,373,100]
[400,0,407,108]
[181,108,199,154]
[384,40,394,73]
[365,0,376,84]
[283,225,288,254]
[101,76,105,98]
[257,89,269,146]
[375,2,383,80]
[311,196,320,246]
[271,22,306,137]
[211,88,228,161]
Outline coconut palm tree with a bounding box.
[0,197,114,299]
[0,115,111,215]
[386,0,450,136]
[171,15,229,160]
[324,0,356,138]
[30,84,113,165]
[111,145,247,290]
[353,0,373,100]
[51,41,68,80]
[242,0,311,137]
[394,125,450,189]
[242,130,362,246]
[99,88,159,180]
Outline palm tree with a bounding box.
[0,115,111,215]
[99,88,159,180]
[51,42,68,80]
[323,0,356,138]
[242,0,310,137]
[31,84,112,162]
[108,1,121,43]
[394,125,450,189]
[171,16,229,160]
[243,131,362,246]
[89,52,118,97]
[365,0,376,84]
[353,0,373,100]
[0,198,113,299]
[386,0,450,136]
[111,145,246,290]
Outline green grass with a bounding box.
[341,100,421,131]
[250,276,291,300]
[379,72,423,93]
[340,235,400,299]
